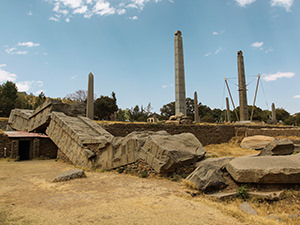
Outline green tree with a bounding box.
[276,108,290,122]
[94,93,118,120]
[15,92,33,109]
[33,92,46,109]
[0,81,18,117]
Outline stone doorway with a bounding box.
[18,140,31,160]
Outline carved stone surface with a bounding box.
[139,132,206,173]
[226,154,300,183]
[186,157,234,192]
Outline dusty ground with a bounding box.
[0,159,248,225]
[0,141,299,225]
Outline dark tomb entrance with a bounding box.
[19,140,31,160]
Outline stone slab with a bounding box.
[226,154,300,183]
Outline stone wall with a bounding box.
[0,133,11,157]
[100,123,300,146]
[244,128,300,137]
[100,123,235,146]
[39,138,58,159]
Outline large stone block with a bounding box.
[186,157,234,192]
[240,135,275,150]
[259,139,294,156]
[226,154,300,183]
[8,109,33,131]
[139,132,206,173]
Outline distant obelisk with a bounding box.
[174,30,186,116]
[272,103,276,122]
[237,51,248,121]
[86,72,94,120]
[194,91,200,123]
[226,97,231,122]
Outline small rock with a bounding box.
[248,191,284,201]
[52,169,86,182]
[207,192,238,201]
[239,202,257,215]
[268,214,283,222]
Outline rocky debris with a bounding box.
[165,113,193,125]
[239,202,257,215]
[207,192,238,200]
[52,169,86,182]
[95,131,164,170]
[259,139,294,156]
[294,144,300,153]
[139,132,206,173]
[226,154,300,183]
[185,157,233,192]
[248,191,284,201]
[240,135,275,150]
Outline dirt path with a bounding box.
[0,160,248,225]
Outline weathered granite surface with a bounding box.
[185,157,234,192]
[259,139,294,156]
[226,154,300,183]
[52,169,86,182]
[139,132,205,173]
[240,135,275,150]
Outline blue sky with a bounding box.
[0,0,299,114]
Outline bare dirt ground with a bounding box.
[0,147,299,225]
[0,159,248,225]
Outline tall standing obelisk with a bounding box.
[237,51,248,121]
[174,30,186,116]
[86,72,94,120]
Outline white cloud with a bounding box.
[49,16,60,22]
[263,71,295,81]
[27,10,33,16]
[13,51,28,55]
[235,0,256,7]
[46,0,165,20]
[117,8,126,15]
[60,0,82,9]
[65,18,70,22]
[16,81,43,92]
[214,47,222,54]
[0,67,17,83]
[251,41,264,48]
[162,85,168,88]
[73,5,88,14]
[18,42,40,48]
[71,75,78,80]
[93,0,115,15]
[213,30,224,35]
[5,48,17,54]
[5,47,28,55]
[293,95,300,99]
[271,0,294,11]
[205,47,222,57]
[129,15,138,20]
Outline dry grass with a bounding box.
[205,141,258,158]
[0,117,8,121]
